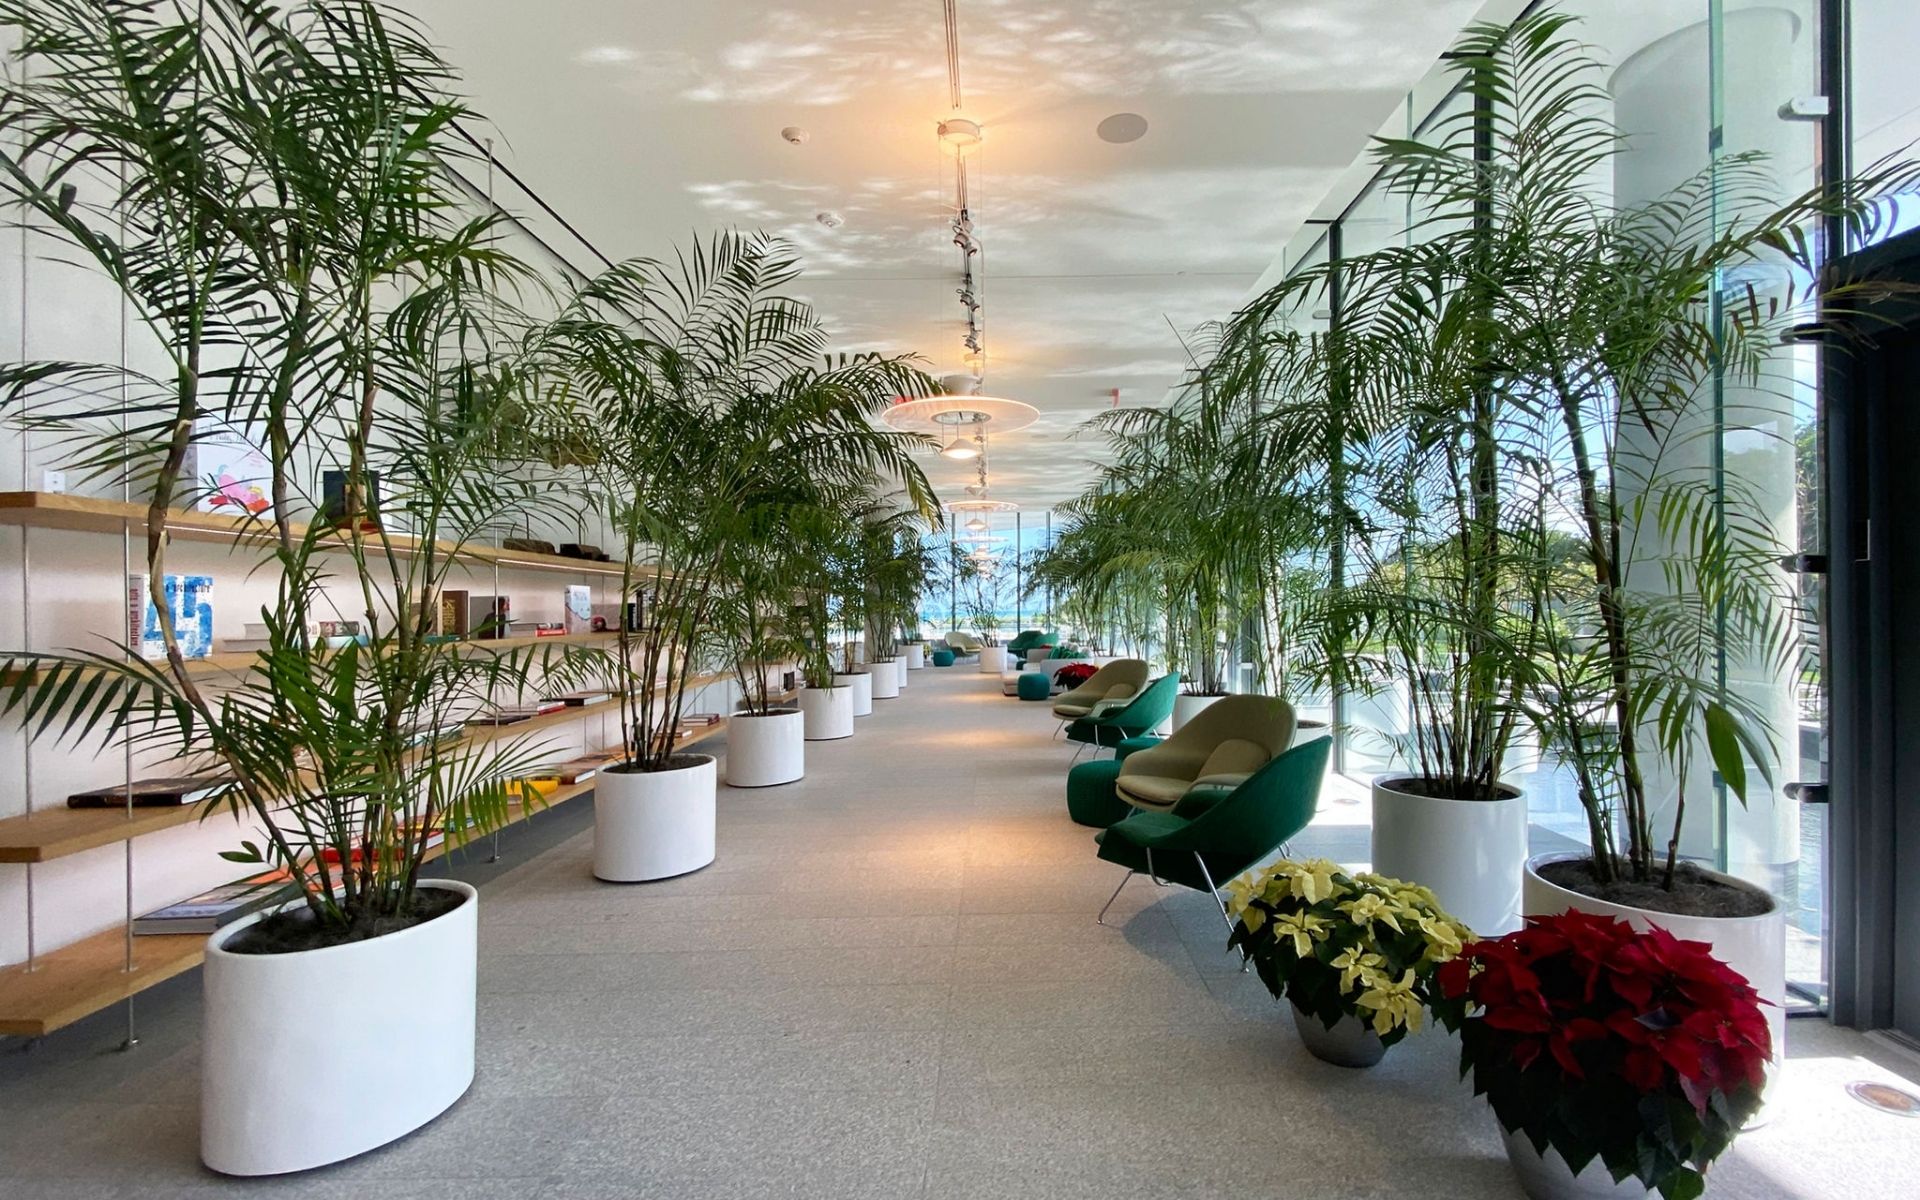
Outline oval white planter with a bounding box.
[1524,851,1786,1097]
[904,643,927,669]
[1171,693,1225,733]
[977,647,1008,674]
[891,655,909,690]
[798,684,853,741]
[726,708,804,787]
[1372,776,1528,936]
[201,879,477,1176]
[871,658,902,699]
[837,671,873,717]
[593,755,717,882]
[1500,1127,1651,1200]
[1293,718,1332,745]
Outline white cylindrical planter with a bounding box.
[593,755,717,882]
[904,643,926,669]
[726,708,804,787]
[977,647,1008,674]
[837,671,873,717]
[892,655,908,690]
[1292,719,1332,745]
[1524,851,1786,1101]
[1170,693,1224,733]
[871,657,901,699]
[1372,776,1528,936]
[798,684,853,741]
[202,879,477,1175]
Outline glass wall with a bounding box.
[1290,0,1847,1005]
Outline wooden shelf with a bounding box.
[0,928,205,1038]
[0,718,731,1036]
[0,804,244,865]
[0,491,666,580]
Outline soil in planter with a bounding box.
[1539,858,1773,919]
[224,887,465,956]
[605,755,709,775]
[1381,775,1515,802]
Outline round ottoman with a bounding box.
[1067,759,1132,829]
[1115,735,1164,761]
[931,648,956,667]
[1016,672,1052,701]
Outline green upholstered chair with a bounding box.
[1016,672,1052,701]
[1066,759,1131,828]
[930,647,956,667]
[1115,735,1161,760]
[1004,629,1045,661]
[1050,659,1150,721]
[1064,671,1181,757]
[1094,735,1331,928]
[1114,695,1297,813]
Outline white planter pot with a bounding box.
[1372,776,1528,936]
[593,755,717,882]
[1524,851,1786,1097]
[892,655,908,690]
[837,671,873,717]
[1500,1127,1651,1200]
[726,708,804,787]
[904,643,927,669]
[1293,718,1332,745]
[977,647,1008,674]
[871,658,902,699]
[201,879,477,1176]
[798,684,853,741]
[1171,693,1224,733]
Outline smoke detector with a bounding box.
[780,126,810,145]
[815,211,844,229]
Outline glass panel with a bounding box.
[1850,0,1920,247]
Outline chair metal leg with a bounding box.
[1096,871,1135,926]
[1193,853,1236,935]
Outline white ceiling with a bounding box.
[400,0,1486,512]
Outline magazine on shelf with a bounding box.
[132,871,295,935]
[563,585,593,635]
[127,573,214,661]
[67,774,237,809]
[540,752,621,784]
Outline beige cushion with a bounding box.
[1104,683,1137,701]
[1190,773,1252,792]
[1052,702,1094,718]
[1115,774,1190,810]
[1197,738,1270,781]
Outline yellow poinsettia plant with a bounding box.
[1226,858,1472,1046]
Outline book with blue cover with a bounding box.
[127,573,214,660]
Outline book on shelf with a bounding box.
[506,777,561,801]
[563,584,593,634]
[546,689,612,707]
[128,573,214,661]
[532,622,567,637]
[465,711,530,726]
[319,823,444,865]
[679,712,722,726]
[185,418,272,516]
[539,752,620,784]
[133,870,294,935]
[67,774,237,809]
[441,589,471,636]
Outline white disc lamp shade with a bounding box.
[938,115,983,154]
[940,435,981,460]
[881,395,1039,437]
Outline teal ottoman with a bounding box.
[1067,759,1131,828]
[1115,735,1163,761]
[1016,672,1051,701]
[931,648,956,667]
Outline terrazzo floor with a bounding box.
[3,663,1919,1198]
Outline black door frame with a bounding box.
[1823,227,1920,1031]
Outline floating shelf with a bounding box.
[0,491,670,580]
[0,719,730,1037]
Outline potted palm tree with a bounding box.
[0,0,589,1173]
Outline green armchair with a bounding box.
[1115,695,1297,813]
[1064,671,1181,757]
[1095,736,1331,929]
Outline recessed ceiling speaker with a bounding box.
[815,211,843,228]
[781,126,809,145]
[1096,112,1149,144]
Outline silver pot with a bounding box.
[1499,1127,1652,1200]
[1289,1002,1387,1068]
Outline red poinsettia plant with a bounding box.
[1430,910,1770,1200]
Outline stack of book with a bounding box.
[466,700,566,726]
[133,870,295,935]
[67,774,236,809]
[534,752,621,785]
[545,689,613,707]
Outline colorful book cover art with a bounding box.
[128,573,214,660]
[187,420,272,515]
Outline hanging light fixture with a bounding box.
[964,515,988,533]
[940,434,981,460]
[937,115,983,154]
